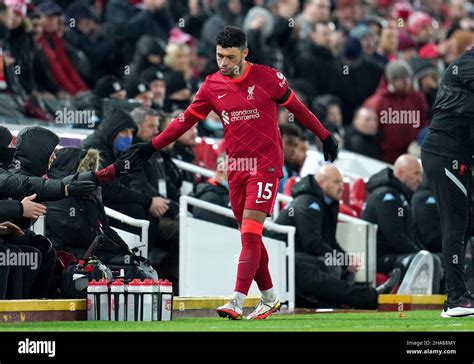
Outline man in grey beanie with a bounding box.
[364,59,428,163]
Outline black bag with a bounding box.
[61,236,114,298]
[109,247,159,282]
[61,235,159,298]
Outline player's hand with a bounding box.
[65,175,97,197]
[116,142,156,176]
[21,194,47,219]
[322,134,338,162]
[0,221,25,236]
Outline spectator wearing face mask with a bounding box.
[81,108,178,282]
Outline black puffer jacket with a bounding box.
[81,108,151,209]
[45,147,129,261]
[273,175,345,257]
[362,167,424,257]
[0,127,64,201]
[9,126,100,229]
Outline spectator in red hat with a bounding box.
[390,1,413,28]
[408,11,438,48]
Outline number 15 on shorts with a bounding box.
[257,182,273,201]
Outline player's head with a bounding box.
[315,164,344,201]
[215,26,248,77]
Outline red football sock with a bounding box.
[254,241,273,291]
[234,219,263,295]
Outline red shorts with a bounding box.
[229,174,280,223]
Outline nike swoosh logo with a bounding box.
[255,200,267,204]
[218,94,227,99]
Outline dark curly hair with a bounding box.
[215,26,247,49]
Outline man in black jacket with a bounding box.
[421,48,474,317]
[361,155,443,286]
[129,107,180,274]
[129,106,175,217]
[274,165,399,309]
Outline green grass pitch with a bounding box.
[0,311,473,331]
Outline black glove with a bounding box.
[65,179,97,197]
[322,134,338,162]
[114,141,156,176]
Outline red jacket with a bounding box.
[38,32,88,95]
[364,78,429,164]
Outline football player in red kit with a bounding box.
[131,26,338,320]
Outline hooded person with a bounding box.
[128,35,166,80]
[45,147,132,263]
[81,108,164,248]
[8,126,129,210]
[2,127,63,298]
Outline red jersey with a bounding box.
[151,62,329,184]
[190,63,290,181]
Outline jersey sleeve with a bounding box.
[187,78,214,119]
[262,66,292,104]
[150,78,213,150]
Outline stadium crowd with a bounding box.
[0,0,473,307]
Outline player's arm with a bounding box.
[267,68,338,161]
[127,80,213,166]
